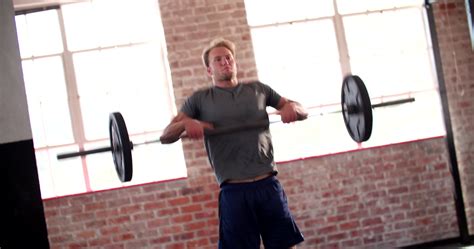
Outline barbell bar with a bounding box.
[56,75,415,182]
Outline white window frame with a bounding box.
[15,1,187,199]
[245,0,446,162]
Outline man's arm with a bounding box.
[276,97,308,123]
[160,112,214,144]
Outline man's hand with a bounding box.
[160,112,214,144]
[277,99,308,123]
[183,119,214,139]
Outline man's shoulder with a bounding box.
[240,80,266,90]
[241,80,263,86]
[191,85,214,96]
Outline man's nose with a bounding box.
[222,58,231,65]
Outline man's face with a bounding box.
[207,46,237,81]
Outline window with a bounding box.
[245,0,445,162]
[16,0,186,199]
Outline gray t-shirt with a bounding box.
[181,81,281,185]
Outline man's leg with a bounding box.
[219,185,261,249]
[258,177,304,249]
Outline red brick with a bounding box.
[168,196,191,206]
[144,202,166,210]
[150,236,172,244]
[328,232,348,242]
[327,215,347,223]
[161,225,183,235]
[185,221,207,231]
[174,232,195,241]
[181,204,203,213]
[362,217,383,227]
[113,232,135,242]
[340,221,360,231]
[187,238,210,248]
[76,230,96,239]
[318,225,338,234]
[147,217,170,228]
[84,202,107,212]
[165,243,185,249]
[172,214,193,223]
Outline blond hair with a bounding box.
[201,38,236,67]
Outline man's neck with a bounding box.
[214,78,238,88]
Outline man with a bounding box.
[160,38,307,249]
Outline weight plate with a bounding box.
[109,112,133,182]
[341,75,373,143]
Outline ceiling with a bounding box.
[13,0,88,11]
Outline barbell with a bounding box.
[57,75,415,182]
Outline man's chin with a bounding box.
[220,73,234,81]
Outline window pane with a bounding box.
[86,138,187,191]
[337,0,423,14]
[15,15,32,58]
[62,0,162,51]
[73,44,174,140]
[35,145,85,199]
[16,0,185,199]
[22,57,74,147]
[61,2,100,51]
[250,3,445,162]
[245,0,334,26]
[22,9,63,56]
[272,112,357,162]
[251,20,342,108]
[362,91,445,146]
[344,8,437,96]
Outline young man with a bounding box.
[160,38,307,249]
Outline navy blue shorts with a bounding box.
[218,176,304,249]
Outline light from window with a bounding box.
[16,0,187,199]
[21,57,74,147]
[343,8,436,96]
[246,0,445,162]
[251,20,342,108]
[61,0,161,51]
[245,0,334,26]
[15,10,63,57]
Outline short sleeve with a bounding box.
[258,82,281,108]
[180,93,200,119]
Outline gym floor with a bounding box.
[401,238,474,249]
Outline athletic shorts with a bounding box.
[218,176,304,249]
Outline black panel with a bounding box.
[0,139,50,248]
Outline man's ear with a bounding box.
[206,66,212,76]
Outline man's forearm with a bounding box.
[290,101,308,120]
[160,120,185,144]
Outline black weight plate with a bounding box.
[341,75,373,143]
[109,112,133,182]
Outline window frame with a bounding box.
[245,0,446,162]
[15,1,186,199]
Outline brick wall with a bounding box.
[43,0,474,248]
[434,0,474,232]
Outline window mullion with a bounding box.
[332,0,351,76]
[57,7,92,191]
[57,7,85,147]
